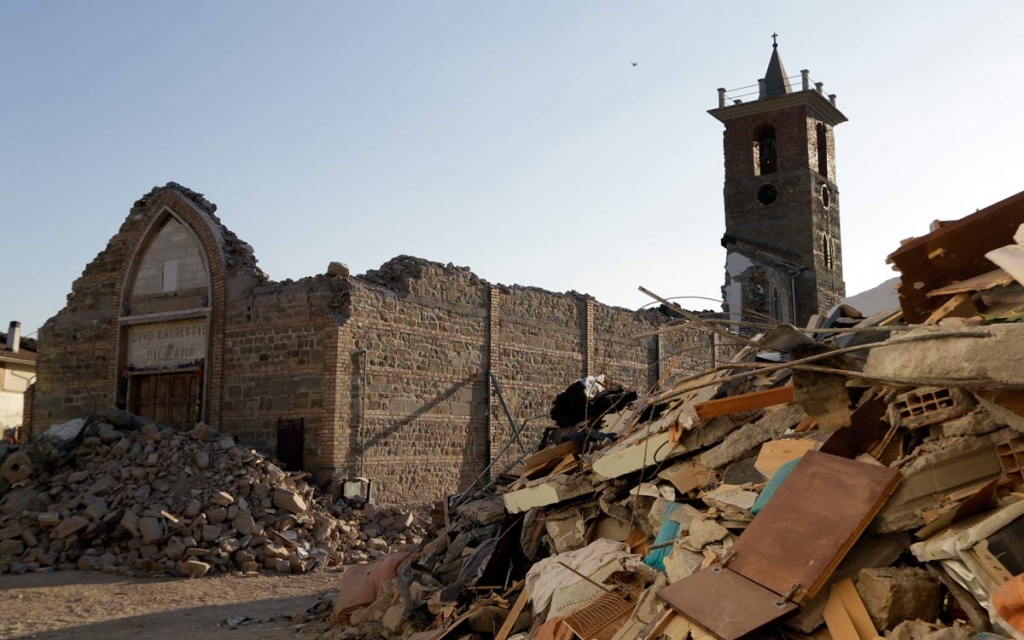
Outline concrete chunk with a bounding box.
[864,324,1024,389]
[699,404,804,470]
[502,473,597,514]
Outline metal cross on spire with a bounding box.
[772,32,778,47]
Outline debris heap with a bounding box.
[0,413,431,577]
[317,209,1024,639]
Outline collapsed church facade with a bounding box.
[28,43,845,503]
[28,184,718,501]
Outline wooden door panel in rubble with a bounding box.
[728,450,902,603]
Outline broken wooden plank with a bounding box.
[887,188,1024,322]
[522,441,580,479]
[924,292,978,324]
[926,267,1015,298]
[824,579,877,640]
[693,386,794,421]
[495,586,531,640]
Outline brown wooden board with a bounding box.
[887,189,1024,323]
[728,450,901,604]
[818,390,888,459]
[694,386,795,421]
[658,565,797,640]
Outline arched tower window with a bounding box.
[821,233,833,271]
[816,122,828,177]
[753,125,777,176]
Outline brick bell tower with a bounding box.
[711,36,847,330]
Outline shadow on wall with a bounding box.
[346,353,486,493]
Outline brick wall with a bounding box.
[219,276,350,468]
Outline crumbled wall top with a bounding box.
[359,255,487,295]
[355,254,692,321]
[133,182,266,281]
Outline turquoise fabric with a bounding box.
[643,502,682,571]
[752,458,800,516]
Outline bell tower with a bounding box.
[711,36,847,329]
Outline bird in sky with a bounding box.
[630,62,639,67]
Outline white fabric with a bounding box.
[525,538,638,617]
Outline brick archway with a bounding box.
[113,189,229,426]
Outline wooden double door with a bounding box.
[129,371,199,429]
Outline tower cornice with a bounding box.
[709,89,848,127]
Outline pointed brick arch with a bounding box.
[113,189,229,426]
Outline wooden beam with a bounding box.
[494,586,530,640]
[694,386,795,421]
[924,292,978,324]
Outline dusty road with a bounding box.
[0,570,340,640]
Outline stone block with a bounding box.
[54,515,90,540]
[273,487,307,514]
[201,524,222,542]
[139,517,164,544]
[179,559,211,578]
[0,524,23,540]
[0,539,24,558]
[855,567,940,631]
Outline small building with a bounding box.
[1,321,37,440]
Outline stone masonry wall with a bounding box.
[339,259,490,504]
[333,257,717,502]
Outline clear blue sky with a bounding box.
[4,2,1024,337]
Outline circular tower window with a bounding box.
[756,184,778,206]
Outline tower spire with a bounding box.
[763,35,791,98]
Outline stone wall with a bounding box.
[334,258,718,502]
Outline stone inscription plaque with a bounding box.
[127,318,207,368]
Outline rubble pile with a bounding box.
[0,413,432,577]
[314,209,1024,639]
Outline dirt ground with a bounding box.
[0,569,342,640]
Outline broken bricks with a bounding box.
[0,415,432,579]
